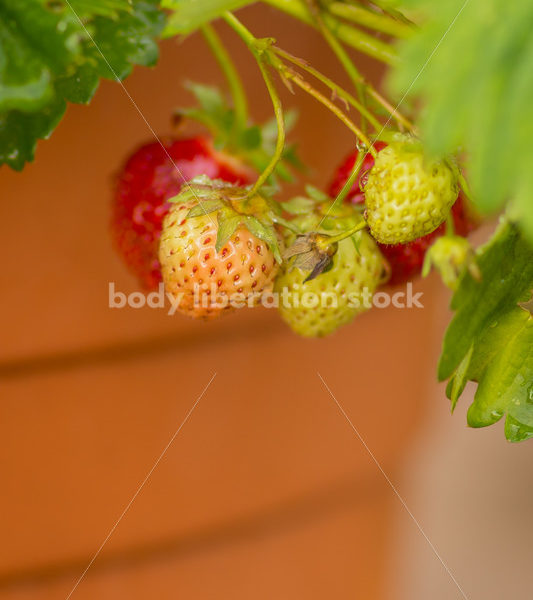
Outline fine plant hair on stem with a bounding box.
[201,23,249,138]
[272,47,414,132]
[262,0,398,65]
[222,12,286,196]
[303,0,369,132]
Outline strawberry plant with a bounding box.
[2,0,532,441]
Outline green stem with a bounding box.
[328,2,413,39]
[262,0,398,65]
[445,212,456,236]
[303,0,369,132]
[333,151,366,207]
[283,67,376,156]
[201,23,249,136]
[273,46,413,133]
[320,220,368,247]
[223,13,285,196]
[367,86,414,132]
[272,47,382,132]
[250,60,285,194]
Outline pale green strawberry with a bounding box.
[422,235,479,290]
[364,140,458,244]
[274,207,387,337]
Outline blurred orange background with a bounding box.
[1,5,532,600]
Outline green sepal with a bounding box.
[350,232,361,256]
[169,176,284,261]
[215,209,242,252]
[305,185,330,203]
[187,199,225,218]
[272,214,302,234]
[262,194,283,215]
[281,196,317,215]
[245,216,282,264]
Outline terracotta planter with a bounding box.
[0,7,445,598]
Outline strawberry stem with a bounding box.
[262,0,398,65]
[445,212,456,236]
[327,2,413,39]
[201,24,249,139]
[272,47,382,133]
[319,220,368,247]
[223,13,286,196]
[280,67,376,156]
[333,149,366,207]
[223,10,385,195]
[271,47,413,133]
[303,0,369,134]
[366,86,414,132]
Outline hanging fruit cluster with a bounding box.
[111,14,479,337]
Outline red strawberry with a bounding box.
[378,227,442,286]
[112,136,254,290]
[328,145,479,286]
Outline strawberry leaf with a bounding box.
[388,0,533,243]
[0,0,164,170]
[161,0,250,36]
[183,82,303,185]
[439,222,533,441]
[69,0,133,18]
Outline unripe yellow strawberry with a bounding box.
[364,141,458,244]
[159,178,281,319]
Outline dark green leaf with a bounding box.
[238,125,262,150]
[88,1,165,80]
[0,96,66,170]
[69,0,133,18]
[0,0,164,170]
[439,222,533,441]
[55,63,100,104]
[162,0,250,36]
[388,0,533,242]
